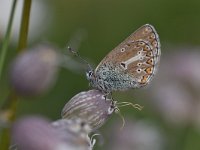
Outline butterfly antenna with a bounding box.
[68,46,93,70]
[115,107,125,130]
[116,102,143,111]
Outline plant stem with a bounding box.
[0,0,18,81]
[0,0,32,149]
[0,93,18,149]
[17,0,32,52]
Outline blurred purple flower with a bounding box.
[107,119,165,150]
[9,45,59,96]
[11,116,68,150]
[52,119,93,150]
[147,49,200,126]
[11,116,94,150]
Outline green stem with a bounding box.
[0,129,10,150]
[17,0,32,52]
[0,92,19,150]
[0,0,18,81]
[0,0,32,149]
[174,124,191,150]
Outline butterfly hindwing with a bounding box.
[95,24,160,90]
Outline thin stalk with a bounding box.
[0,0,32,149]
[17,0,32,51]
[0,0,18,80]
[0,93,18,150]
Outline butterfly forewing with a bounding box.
[95,24,160,90]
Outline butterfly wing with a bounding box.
[95,24,161,89]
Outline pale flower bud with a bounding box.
[62,90,116,131]
[9,45,59,96]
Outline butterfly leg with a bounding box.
[104,92,113,101]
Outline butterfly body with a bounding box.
[88,63,135,93]
[86,24,161,93]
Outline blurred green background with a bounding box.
[1,0,200,150]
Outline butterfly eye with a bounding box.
[89,71,93,77]
[86,70,94,80]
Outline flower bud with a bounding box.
[52,118,93,150]
[61,90,116,131]
[107,119,165,150]
[11,116,68,150]
[9,45,59,96]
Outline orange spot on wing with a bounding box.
[141,75,149,84]
[145,67,153,74]
[146,59,153,65]
[146,51,153,57]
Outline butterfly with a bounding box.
[85,24,161,94]
[69,24,161,94]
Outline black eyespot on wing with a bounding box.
[120,62,126,68]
